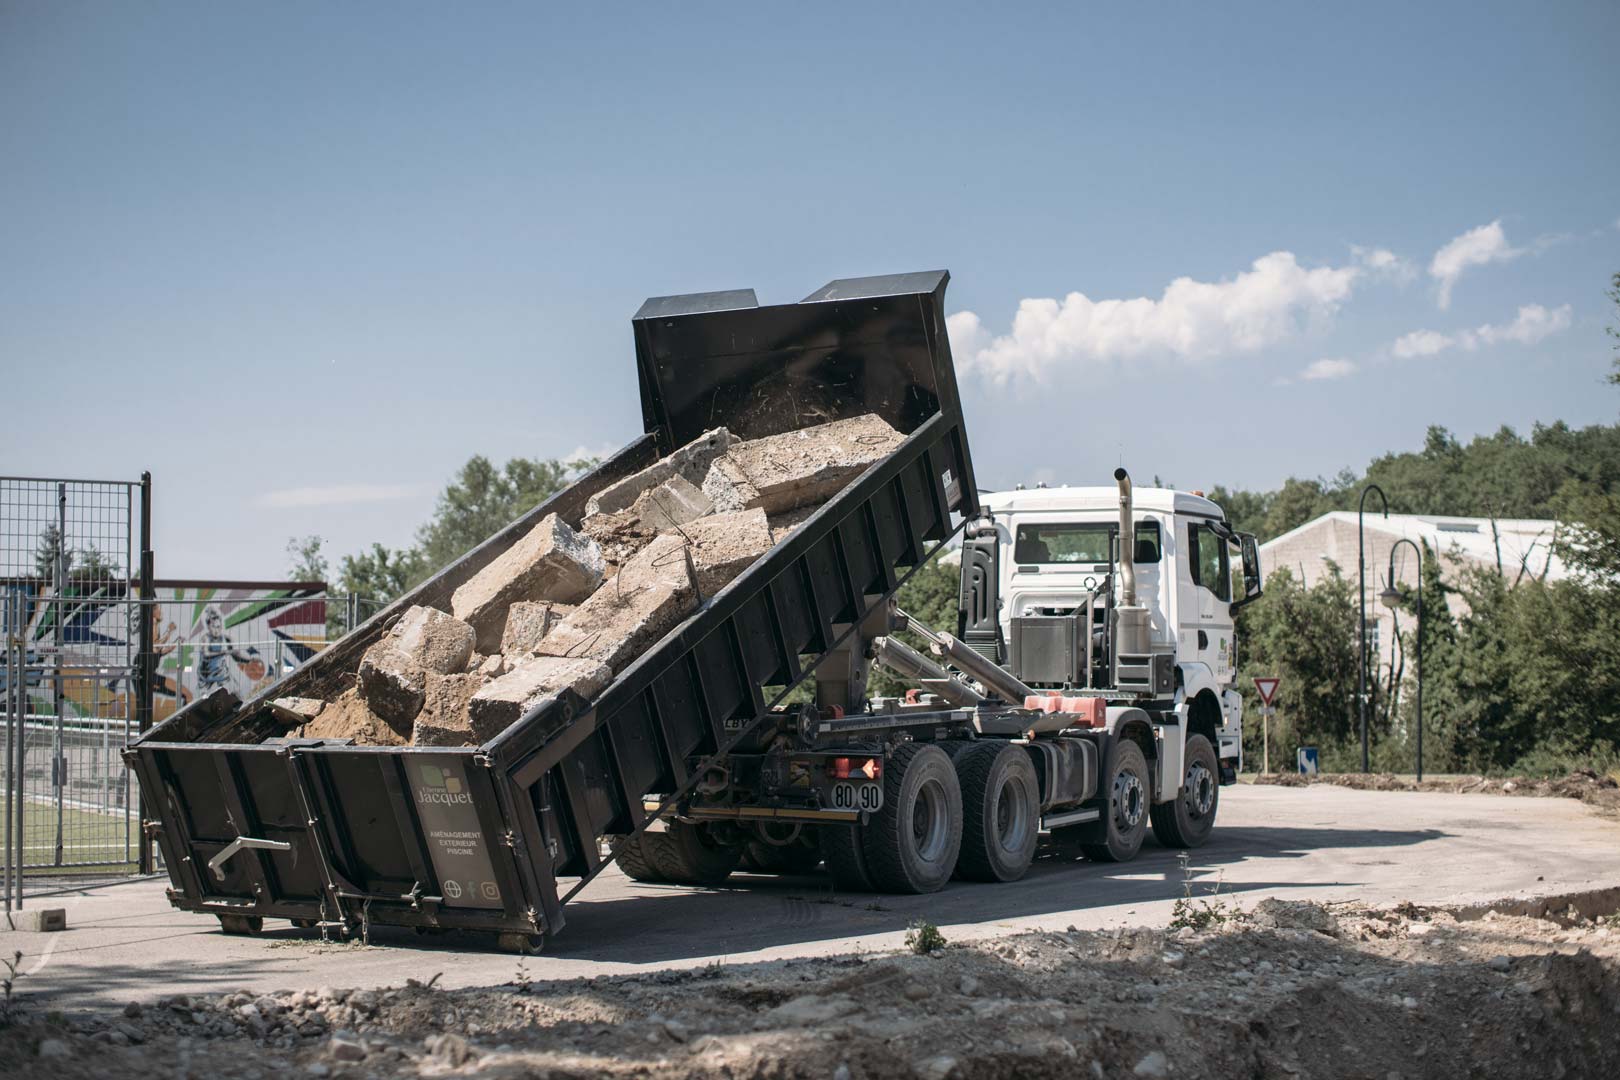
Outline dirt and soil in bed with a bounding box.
[7,892,1618,1079]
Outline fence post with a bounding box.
[137,471,154,875]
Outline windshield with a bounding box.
[1013,519,1161,565]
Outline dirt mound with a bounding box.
[7,896,1618,1079]
[1256,769,1620,817]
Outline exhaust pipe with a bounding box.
[1113,467,1137,607]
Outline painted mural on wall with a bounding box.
[1,580,327,724]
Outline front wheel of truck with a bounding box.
[1149,734,1219,849]
[1079,739,1150,863]
[861,742,962,893]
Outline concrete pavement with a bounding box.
[6,783,1618,1010]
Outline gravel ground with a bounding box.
[1255,768,1620,818]
[4,891,1617,1079]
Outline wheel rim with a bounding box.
[993,774,1032,855]
[1113,769,1145,832]
[911,777,949,863]
[1184,761,1215,820]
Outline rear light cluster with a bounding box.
[831,757,882,780]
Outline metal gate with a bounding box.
[3,474,155,909]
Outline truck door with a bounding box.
[1185,521,1235,682]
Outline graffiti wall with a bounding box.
[1,579,327,725]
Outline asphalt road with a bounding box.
[6,783,1618,1011]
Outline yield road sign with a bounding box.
[1253,677,1281,707]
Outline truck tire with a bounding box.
[1149,734,1219,849]
[861,742,962,893]
[821,824,875,891]
[645,821,741,887]
[954,741,1040,883]
[741,823,822,874]
[1080,738,1150,863]
[613,832,667,883]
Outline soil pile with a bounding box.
[7,894,1618,1079]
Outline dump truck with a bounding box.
[125,270,1262,952]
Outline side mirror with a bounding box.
[1228,533,1263,613]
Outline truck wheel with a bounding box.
[742,823,822,874]
[820,824,875,891]
[954,741,1039,883]
[1081,739,1150,863]
[613,832,668,883]
[861,742,962,893]
[645,821,741,887]
[497,932,544,955]
[1150,734,1219,849]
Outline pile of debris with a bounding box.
[10,895,1619,1078]
[277,414,905,748]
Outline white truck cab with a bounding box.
[957,470,1263,776]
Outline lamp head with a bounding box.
[1379,585,1401,609]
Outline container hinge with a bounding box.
[502,829,517,848]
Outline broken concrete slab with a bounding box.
[468,655,614,742]
[702,413,905,514]
[452,513,605,653]
[766,502,823,543]
[390,605,478,675]
[536,533,698,673]
[680,508,774,594]
[630,474,714,531]
[269,696,325,726]
[411,673,487,747]
[356,649,426,728]
[584,427,737,518]
[300,688,407,746]
[477,653,510,678]
[10,908,66,932]
[356,605,477,727]
[500,600,575,657]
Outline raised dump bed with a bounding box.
[125,270,978,948]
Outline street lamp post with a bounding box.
[1380,539,1424,782]
[1357,483,1388,773]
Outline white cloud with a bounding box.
[1429,220,1521,309]
[1300,357,1357,381]
[1391,303,1572,359]
[1352,245,1416,283]
[256,484,424,509]
[947,251,1360,383]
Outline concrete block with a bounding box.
[584,427,738,517]
[452,514,605,653]
[11,908,67,932]
[411,673,485,747]
[499,601,575,657]
[270,696,325,726]
[356,605,477,727]
[702,413,904,515]
[681,508,774,594]
[537,533,699,672]
[631,474,714,531]
[355,647,427,728]
[477,653,510,678]
[468,656,614,742]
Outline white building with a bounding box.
[1259,512,1567,671]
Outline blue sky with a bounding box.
[3,2,1617,579]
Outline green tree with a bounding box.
[285,535,329,583]
[414,455,595,574]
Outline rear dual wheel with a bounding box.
[614,821,741,886]
[823,742,963,894]
[953,741,1039,883]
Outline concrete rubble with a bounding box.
[285,414,900,747]
[467,656,615,743]
[498,600,574,657]
[356,606,477,732]
[451,513,604,653]
[583,426,737,518]
[702,413,904,514]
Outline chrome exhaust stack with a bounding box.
[1112,467,1151,660]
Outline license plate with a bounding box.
[831,781,884,812]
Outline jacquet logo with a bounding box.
[417,763,474,805]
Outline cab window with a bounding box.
[1188,523,1230,601]
[1014,520,1161,565]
